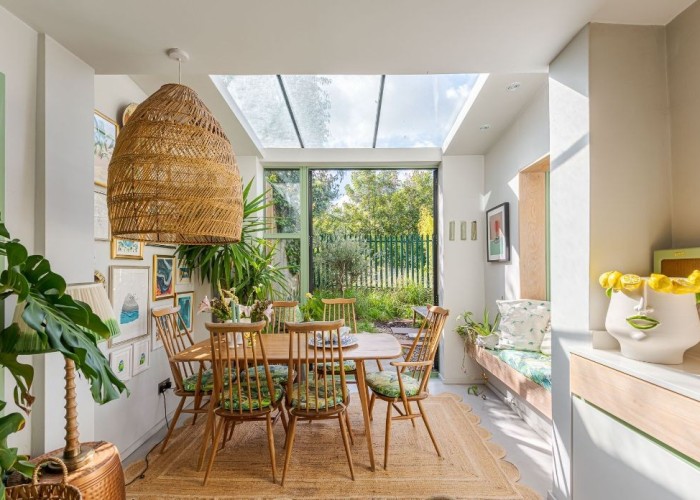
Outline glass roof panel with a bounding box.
[375,74,480,148]
[215,75,300,148]
[281,75,381,148]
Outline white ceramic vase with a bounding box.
[605,281,700,364]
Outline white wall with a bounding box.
[483,85,550,309]
[437,155,485,384]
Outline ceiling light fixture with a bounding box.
[480,124,491,131]
[107,48,243,244]
[506,82,521,91]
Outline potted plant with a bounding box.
[299,292,322,322]
[0,221,127,497]
[456,308,501,349]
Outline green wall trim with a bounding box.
[0,72,6,403]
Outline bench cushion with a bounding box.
[493,349,551,391]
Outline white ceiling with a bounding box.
[1,0,693,155]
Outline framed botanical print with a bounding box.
[486,202,510,263]
[111,238,144,260]
[132,339,150,375]
[110,345,132,381]
[94,187,110,241]
[175,291,194,332]
[94,110,119,187]
[109,265,150,346]
[153,255,175,300]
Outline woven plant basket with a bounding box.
[107,83,243,244]
[6,458,81,500]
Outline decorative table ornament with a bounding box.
[599,270,700,364]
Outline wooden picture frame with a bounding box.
[176,261,192,285]
[94,110,119,187]
[111,238,144,260]
[486,202,510,263]
[109,265,150,347]
[153,255,175,300]
[175,291,194,332]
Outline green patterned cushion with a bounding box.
[315,360,356,374]
[244,364,293,385]
[221,383,284,411]
[183,368,233,392]
[366,370,421,398]
[290,381,346,410]
[495,349,551,391]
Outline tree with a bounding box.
[315,236,371,295]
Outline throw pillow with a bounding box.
[496,300,551,352]
[539,320,552,356]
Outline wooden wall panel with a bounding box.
[519,169,547,300]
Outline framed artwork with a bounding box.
[109,266,150,346]
[153,255,175,300]
[486,202,510,263]
[94,110,119,187]
[175,291,194,332]
[110,345,132,381]
[176,262,192,285]
[111,238,144,260]
[94,187,110,241]
[132,339,150,375]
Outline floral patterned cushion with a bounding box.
[315,360,357,374]
[366,370,421,398]
[244,364,294,385]
[221,383,284,411]
[496,300,551,352]
[495,349,552,391]
[183,368,234,392]
[290,381,346,410]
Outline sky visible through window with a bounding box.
[213,74,481,149]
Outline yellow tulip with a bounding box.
[648,273,673,293]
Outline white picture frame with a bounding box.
[110,345,132,381]
[94,187,110,241]
[110,266,150,346]
[132,339,150,375]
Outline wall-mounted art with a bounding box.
[111,238,144,260]
[132,339,150,375]
[109,265,149,346]
[94,110,119,187]
[153,255,175,300]
[175,291,194,332]
[176,262,192,285]
[94,187,110,241]
[110,345,132,381]
[486,202,510,263]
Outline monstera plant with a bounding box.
[0,221,127,497]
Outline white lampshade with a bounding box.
[66,283,120,338]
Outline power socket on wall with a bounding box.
[158,378,172,395]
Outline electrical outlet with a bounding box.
[158,378,172,395]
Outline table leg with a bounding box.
[355,360,375,471]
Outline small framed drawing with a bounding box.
[176,263,192,285]
[109,266,150,346]
[94,187,110,241]
[110,345,132,381]
[175,291,194,332]
[111,238,144,260]
[94,110,119,187]
[486,202,510,263]
[132,339,150,375]
[153,255,175,300]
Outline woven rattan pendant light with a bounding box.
[107,49,242,244]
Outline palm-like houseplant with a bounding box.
[0,221,127,498]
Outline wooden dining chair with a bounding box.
[201,320,287,485]
[281,320,354,485]
[320,297,383,376]
[366,305,449,469]
[152,306,212,453]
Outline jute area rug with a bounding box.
[125,393,540,499]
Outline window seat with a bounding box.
[470,344,552,420]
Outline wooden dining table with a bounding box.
[173,332,402,472]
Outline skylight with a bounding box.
[212,74,483,149]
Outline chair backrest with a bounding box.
[403,305,449,392]
[205,320,274,415]
[266,300,299,333]
[285,320,348,413]
[322,298,358,333]
[152,306,198,392]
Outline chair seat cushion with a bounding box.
[244,364,293,384]
[366,370,421,398]
[183,368,234,392]
[290,381,346,410]
[315,360,357,374]
[221,383,284,411]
